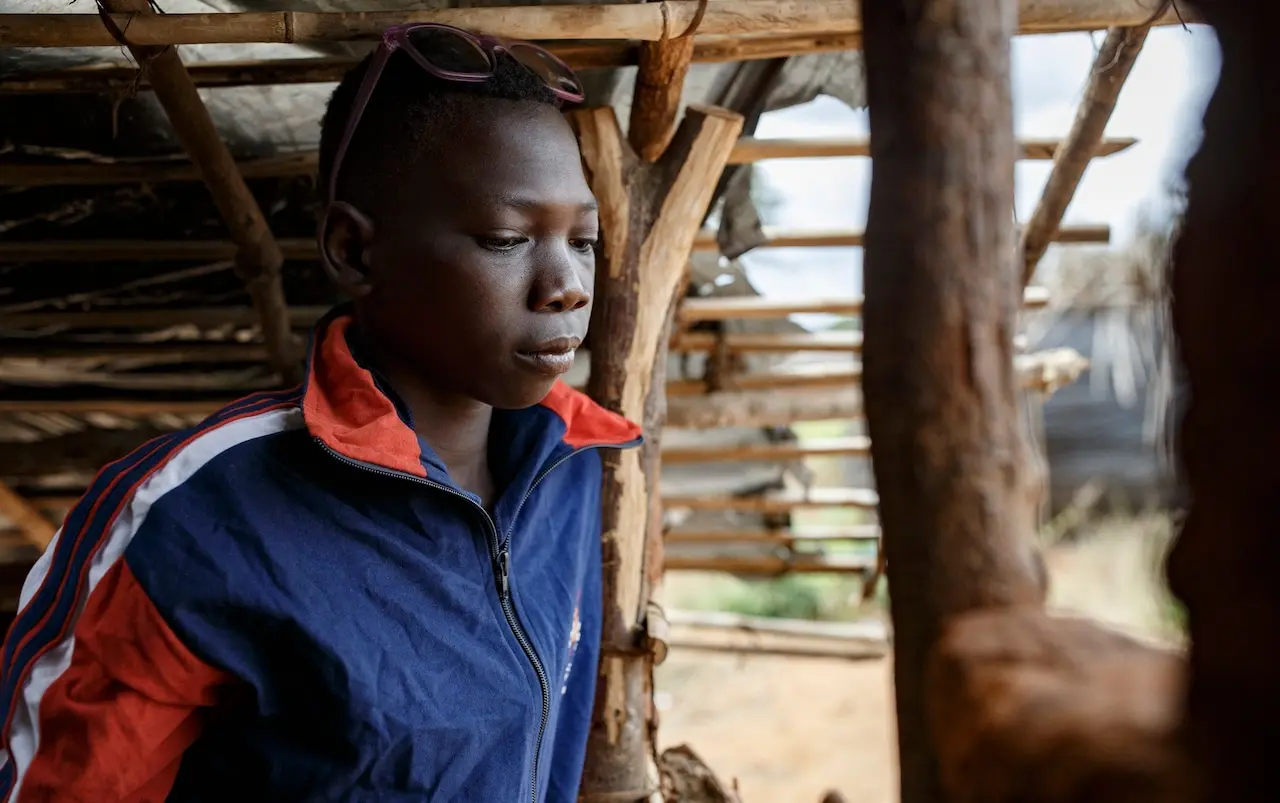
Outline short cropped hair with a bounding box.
[318,46,563,210]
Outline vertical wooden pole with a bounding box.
[1165,1,1280,800]
[571,101,742,800]
[99,0,299,384]
[859,2,1045,803]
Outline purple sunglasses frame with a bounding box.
[323,23,586,207]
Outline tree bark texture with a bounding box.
[859,2,1046,802]
[1165,2,1280,801]
[569,104,743,801]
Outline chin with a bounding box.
[486,379,558,411]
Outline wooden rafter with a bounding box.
[0,225,1108,263]
[93,0,298,385]
[1020,25,1152,284]
[0,1,1197,49]
[0,137,1138,187]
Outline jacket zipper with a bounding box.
[314,436,636,802]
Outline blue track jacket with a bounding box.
[0,309,642,802]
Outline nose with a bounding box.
[528,245,592,313]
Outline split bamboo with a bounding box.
[0,1,1197,48]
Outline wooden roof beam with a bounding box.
[0,34,864,94]
[93,0,299,385]
[0,1,1197,49]
[0,138,1138,187]
[1020,25,1152,284]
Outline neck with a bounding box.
[360,335,495,505]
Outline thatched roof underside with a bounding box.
[0,1,867,576]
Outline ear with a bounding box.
[318,202,376,299]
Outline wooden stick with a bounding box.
[681,286,1050,322]
[662,435,871,463]
[0,137,1139,188]
[859,0,1046,799]
[0,481,56,550]
[0,225,1102,263]
[0,34,863,94]
[0,2,1197,49]
[726,135,1137,163]
[665,524,882,545]
[664,486,879,513]
[1020,26,1151,285]
[665,640,885,661]
[96,0,298,385]
[665,609,888,642]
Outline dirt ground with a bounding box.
[655,515,1178,803]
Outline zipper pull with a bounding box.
[497,549,511,601]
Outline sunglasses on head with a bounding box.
[324,23,586,206]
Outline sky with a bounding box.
[738,24,1223,308]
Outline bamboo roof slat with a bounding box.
[0,138,1140,187]
[0,1,1198,49]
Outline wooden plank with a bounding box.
[675,330,860,353]
[664,552,876,574]
[663,486,880,513]
[726,136,1137,163]
[662,435,871,463]
[0,138,1139,187]
[0,2,1197,49]
[689,224,1109,251]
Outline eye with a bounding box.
[478,235,528,252]
[570,238,597,254]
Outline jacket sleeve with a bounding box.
[544,534,603,803]
[0,502,233,802]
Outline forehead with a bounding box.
[401,100,594,214]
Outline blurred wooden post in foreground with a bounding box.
[858,0,1047,801]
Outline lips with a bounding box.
[515,336,581,378]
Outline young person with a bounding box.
[0,25,639,802]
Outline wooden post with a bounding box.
[569,101,742,799]
[859,1,1046,803]
[1020,25,1150,285]
[1165,0,1280,800]
[99,0,299,385]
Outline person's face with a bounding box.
[328,98,599,410]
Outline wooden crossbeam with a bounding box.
[678,286,1051,322]
[0,138,1139,187]
[0,2,1196,49]
[0,34,865,94]
[0,226,1107,263]
[662,435,871,463]
[664,552,876,574]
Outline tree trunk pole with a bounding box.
[859,2,1046,802]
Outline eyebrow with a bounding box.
[497,194,599,214]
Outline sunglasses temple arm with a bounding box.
[327,44,395,205]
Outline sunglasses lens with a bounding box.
[406,26,491,75]
[507,43,586,100]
